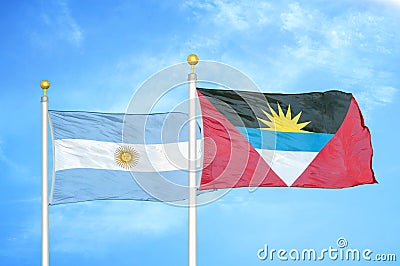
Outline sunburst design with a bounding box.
[257,103,311,133]
[114,145,139,169]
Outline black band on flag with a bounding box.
[197,88,352,134]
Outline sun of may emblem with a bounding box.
[114,145,139,169]
[257,102,311,133]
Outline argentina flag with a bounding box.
[49,111,201,205]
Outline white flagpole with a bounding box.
[40,80,50,266]
[187,54,198,266]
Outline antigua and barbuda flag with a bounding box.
[49,111,201,205]
[197,88,376,190]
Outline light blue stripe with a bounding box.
[51,168,205,205]
[49,111,200,144]
[236,127,333,152]
[51,169,158,204]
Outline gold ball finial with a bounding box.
[187,54,199,73]
[187,54,199,66]
[40,80,50,90]
[40,80,50,96]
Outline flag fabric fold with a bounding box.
[49,111,201,205]
[197,88,376,190]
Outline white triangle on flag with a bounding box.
[256,149,318,186]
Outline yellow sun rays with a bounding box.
[114,145,139,169]
[257,103,311,133]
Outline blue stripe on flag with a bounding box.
[52,169,158,204]
[236,127,333,152]
[51,169,206,205]
[49,111,200,144]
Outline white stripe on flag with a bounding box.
[55,139,202,172]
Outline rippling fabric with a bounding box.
[49,111,202,205]
[197,88,376,189]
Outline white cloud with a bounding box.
[356,86,397,106]
[279,3,393,54]
[184,0,271,31]
[280,2,316,31]
[374,86,397,103]
[369,0,400,8]
[32,0,83,47]
[270,2,399,107]
[353,85,397,121]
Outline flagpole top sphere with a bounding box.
[40,80,50,96]
[187,54,199,66]
[187,54,198,73]
[40,80,50,90]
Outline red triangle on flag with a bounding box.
[292,97,376,188]
[198,91,287,190]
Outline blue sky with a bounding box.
[1,0,399,265]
